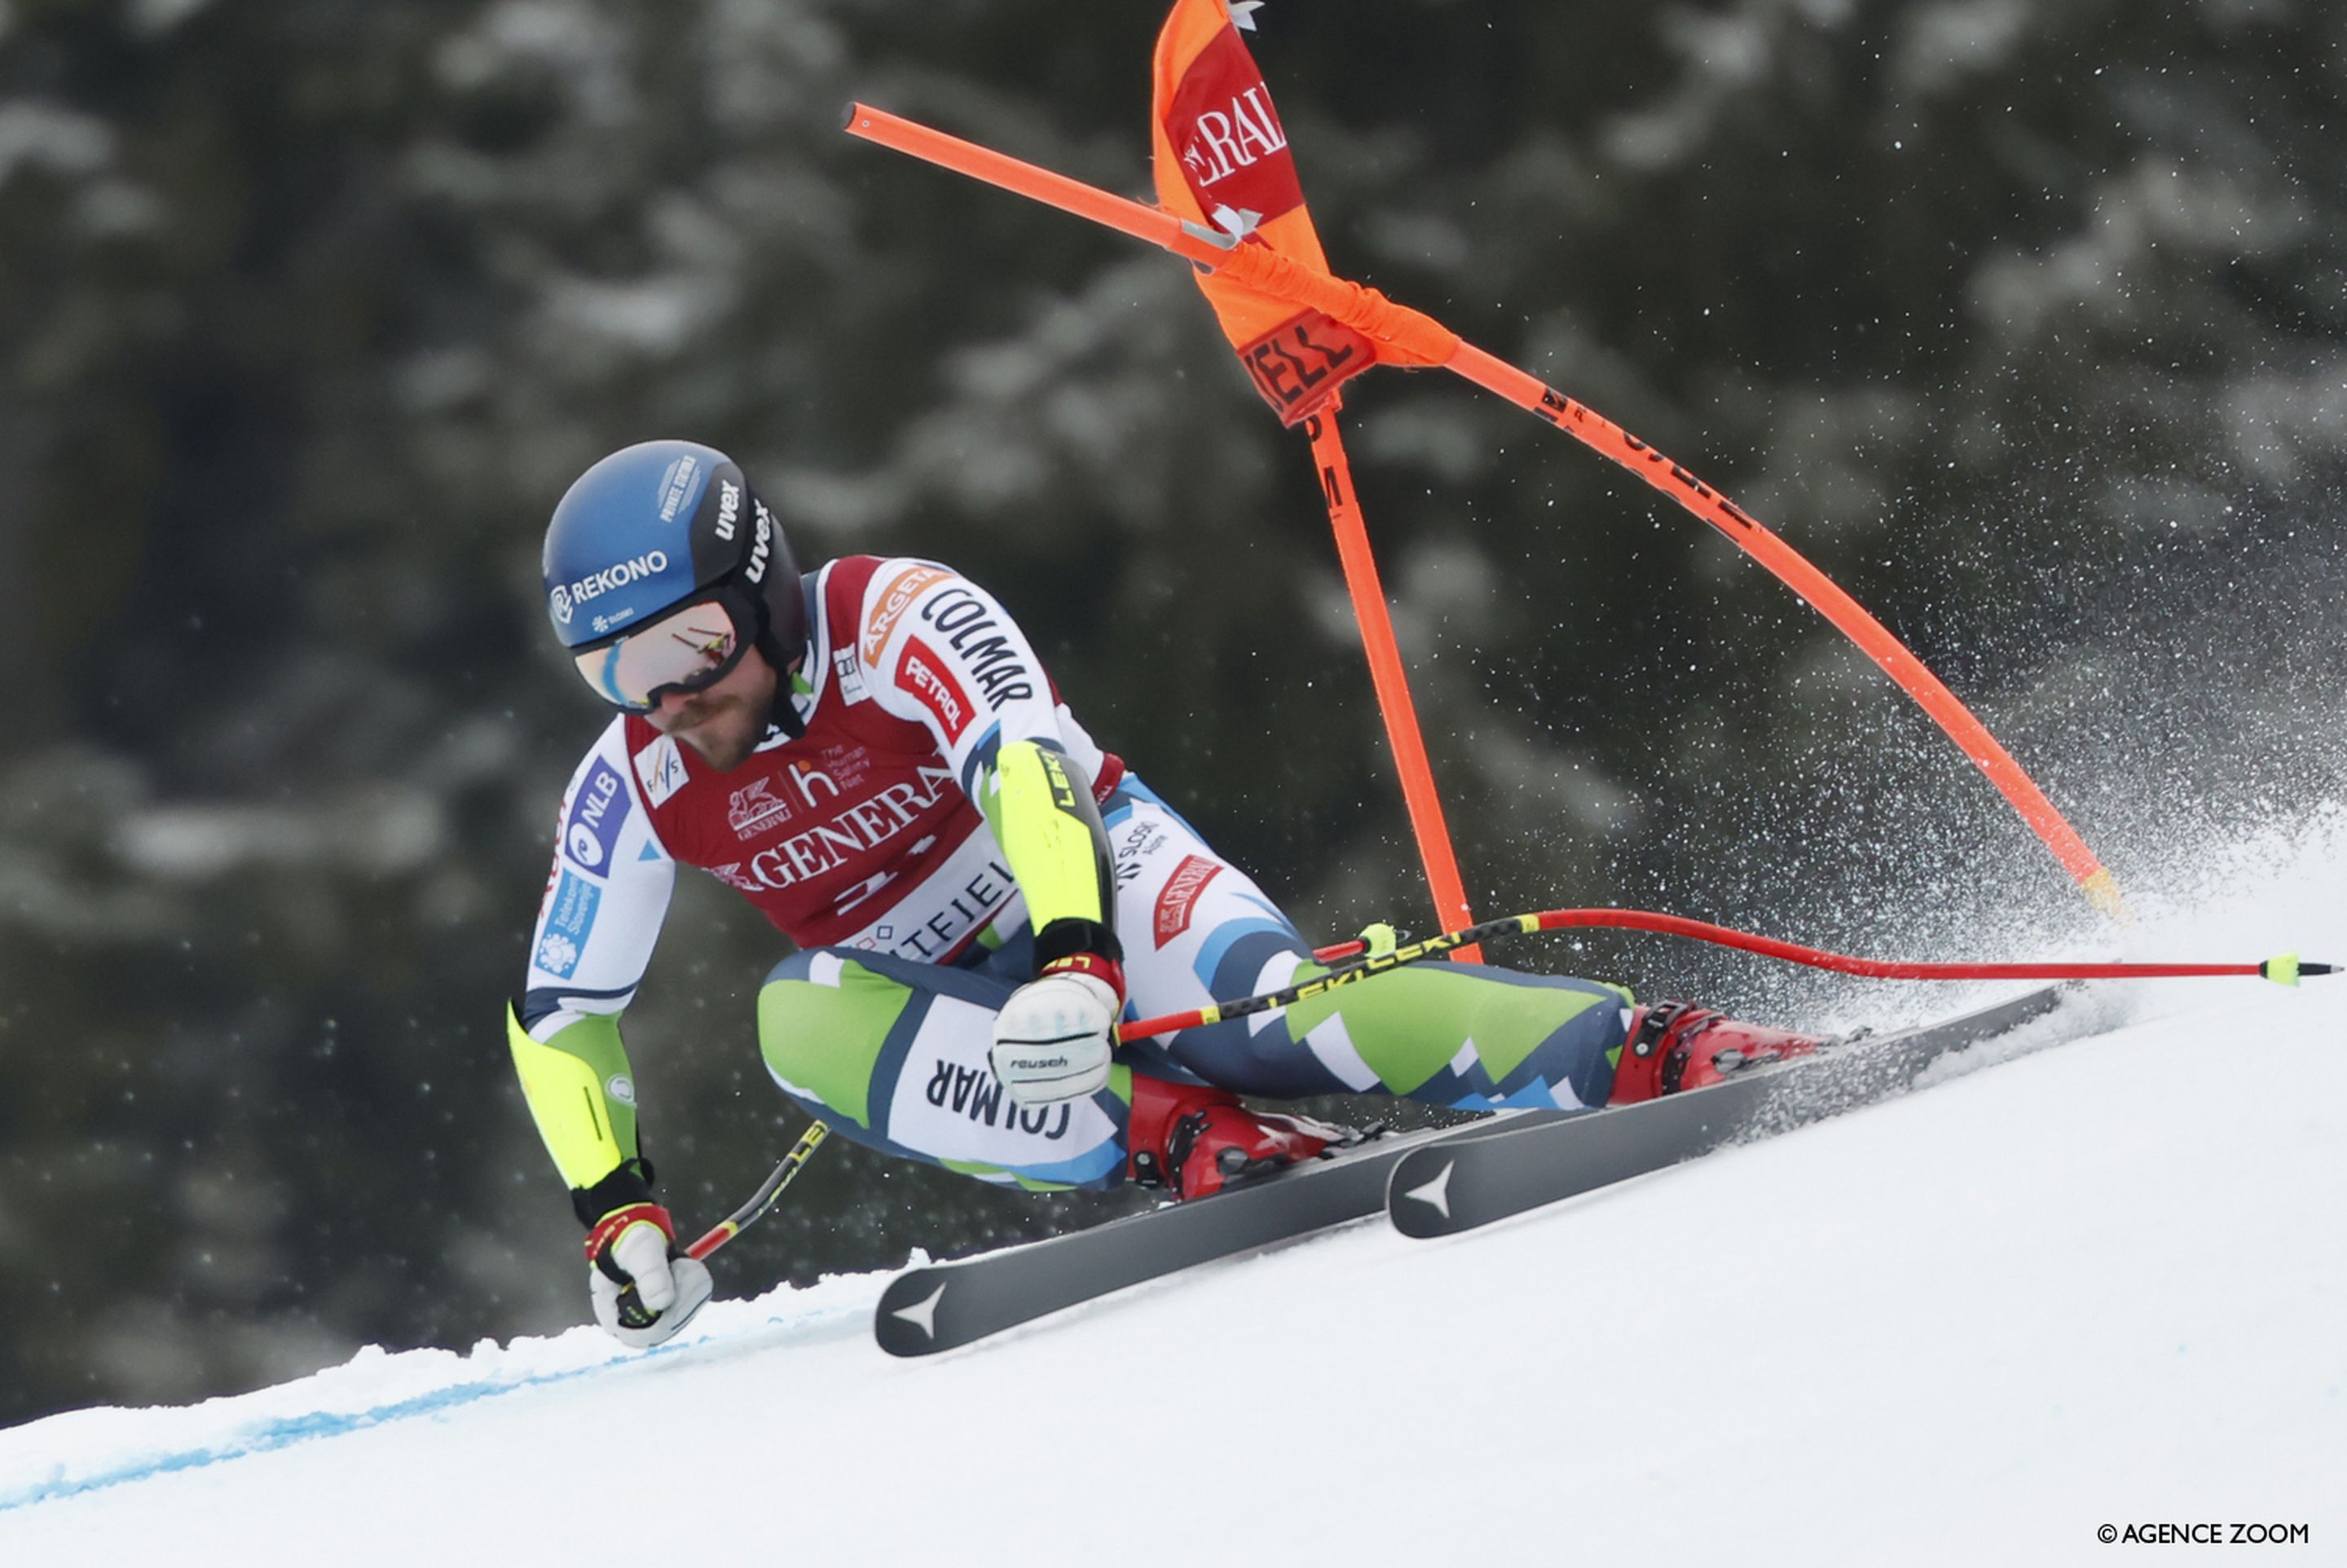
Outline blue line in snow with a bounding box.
[0,1368,599,1512]
[0,1302,860,1513]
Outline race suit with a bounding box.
[509,557,1631,1207]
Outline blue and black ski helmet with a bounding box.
[541,440,808,720]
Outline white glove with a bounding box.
[991,971,1121,1108]
[587,1209,714,1350]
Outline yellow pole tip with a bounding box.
[2262,954,2301,988]
[2082,870,2133,925]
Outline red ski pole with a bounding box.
[1120,908,2330,1040]
[682,1119,830,1264]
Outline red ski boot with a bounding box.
[1126,1073,1350,1200]
[1606,1001,1829,1105]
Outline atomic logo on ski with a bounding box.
[891,1283,948,1341]
[1398,1160,1455,1221]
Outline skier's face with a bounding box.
[647,642,781,771]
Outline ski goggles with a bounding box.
[570,588,755,714]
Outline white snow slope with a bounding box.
[3,832,2342,1567]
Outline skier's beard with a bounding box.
[652,650,780,773]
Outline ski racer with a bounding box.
[512,439,1823,1346]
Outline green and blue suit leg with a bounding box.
[1106,777,1632,1112]
[758,946,1135,1191]
[755,776,1633,1191]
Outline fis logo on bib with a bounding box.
[633,734,688,808]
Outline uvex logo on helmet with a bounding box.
[742,504,773,584]
[550,551,672,625]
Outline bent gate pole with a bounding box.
[843,104,2127,921]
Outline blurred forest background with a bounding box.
[6,0,2345,1424]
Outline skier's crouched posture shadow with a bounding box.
[509,442,1821,1346]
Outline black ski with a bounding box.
[873,1118,1518,1356]
[1386,985,2066,1239]
[874,989,2063,1352]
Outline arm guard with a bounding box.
[981,738,1120,970]
[506,1002,653,1222]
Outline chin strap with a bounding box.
[752,572,820,738]
[761,636,814,738]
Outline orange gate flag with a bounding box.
[1152,0,1482,953]
[1151,0,1376,423]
